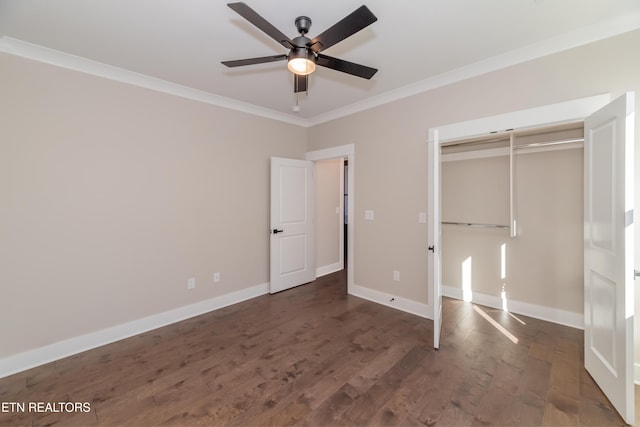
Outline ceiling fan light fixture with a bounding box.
[287,49,316,75]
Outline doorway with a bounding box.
[307,144,355,294]
[428,93,635,423]
[314,157,345,277]
[428,94,611,348]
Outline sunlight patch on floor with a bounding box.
[473,305,519,344]
[506,311,526,325]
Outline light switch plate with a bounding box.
[419,212,427,224]
[365,210,374,221]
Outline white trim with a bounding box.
[437,94,610,142]
[635,363,640,385]
[351,283,433,320]
[306,144,355,295]
[442,285,583,330]
[515,141,583,155]
[306,145,354,162]
[307,12,640,126]
[441,142,583,162]
[0,282,269,379]
[0,37,308,128]
[442,147,510,162]
[316,262,343,278]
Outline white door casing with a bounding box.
[270,157,316,293]
[428,129,443,349]
[584,92,635,424]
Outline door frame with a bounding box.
[307,144,355,293]
[428,129,442,349]
[427,93,611,342]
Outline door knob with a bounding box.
[428,245,435,252]
[272,229,284,234]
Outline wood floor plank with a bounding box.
[0,270,628,426]
[433,402,475,426]
[335,345,431,426]
[543,390,580,426]
[473,385,519,426]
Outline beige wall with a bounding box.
[442,155,510,226]
[0,53,306,358]
[307,29,640,311]
[315,158,343,272]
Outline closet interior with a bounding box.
[440,121,585,315]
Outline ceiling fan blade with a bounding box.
[227,3,293,49]
[316,54,377,79]
[294,74,308,93]
[308,5,377,53]
[222,54,287,67]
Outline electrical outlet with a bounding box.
[187,277,196,290]
[393,270,400,281]
[213,272,221,283]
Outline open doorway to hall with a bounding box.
[314,157,346,278]
[307,143,355,293]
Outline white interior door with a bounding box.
[584,92,635,424]
[270,157,316,293]
[428,129,443,349]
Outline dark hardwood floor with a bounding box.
[0,270,625,426]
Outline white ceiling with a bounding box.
[1,0,640,125]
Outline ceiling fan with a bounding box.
[221,3,378,93]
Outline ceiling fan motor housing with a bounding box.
[289,34,316,64]
[295,16,312,35]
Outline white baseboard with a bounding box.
[0,281,586,379]
[0,282,270,379]
[442,285,583,330]
[316,262,344,278]
[350,283,433,320]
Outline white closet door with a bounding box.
[584,92,634,424]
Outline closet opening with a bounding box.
[440,120,584,318]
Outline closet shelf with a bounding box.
[442,221,509,229]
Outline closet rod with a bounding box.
[513,137,584,150]
[442,221,510,229]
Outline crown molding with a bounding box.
[0,36,310,128]
[2,8,639,128]
[306,10,640,126]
